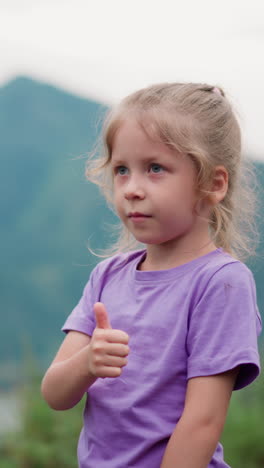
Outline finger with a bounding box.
[94,302,112,329]
[97,366,122,378]
[94,329,129,344]
[103,355,128,368]
[103,329,129,344]
[104,343,130,357]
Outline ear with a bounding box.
[209,165,228,205]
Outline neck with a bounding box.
[140,228,216,271]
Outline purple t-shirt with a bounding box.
[62,248,262,468]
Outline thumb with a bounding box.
[94,302,112,329]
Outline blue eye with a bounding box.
[150,163,163,173]
[116,166,129,176]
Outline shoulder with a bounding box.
[197,250,254,290]
[193,251,261,328]
[209,255,255,294]
[191,250,259,318]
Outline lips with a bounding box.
[127,212,152,224]
[128,212,151,218]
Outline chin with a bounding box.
[134,236,165,245]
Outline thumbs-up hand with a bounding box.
[87,302,129,378]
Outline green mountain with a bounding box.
[0,77,115,385]
[1,77,263,387]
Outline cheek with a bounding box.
[113,192,124,217]
[111,187,118,208]
[112,180,120,199]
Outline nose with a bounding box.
[124,176,145,200]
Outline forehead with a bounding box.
[111,117,176,161]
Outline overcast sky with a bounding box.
[0,0,264,158]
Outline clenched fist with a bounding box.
[87,302,130,378]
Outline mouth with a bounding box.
[127,212,152,224]
[128,212,151,218]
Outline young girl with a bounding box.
[41,82,262,468]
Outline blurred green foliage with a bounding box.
[0,369,264,467]
[221,369,264,468]
[0,376,83,468]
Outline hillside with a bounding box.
[0,77,263,387]
[0,77,115,386]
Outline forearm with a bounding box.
[41,345,97,410]
[160,417,220,468]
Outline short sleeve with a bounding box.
[61,267,98,336]
[186,262,262,390]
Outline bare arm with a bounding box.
[160,368,239,468]
[41,303,129,411]
[41,331,96,410]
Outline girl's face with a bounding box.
[111,118,208,250]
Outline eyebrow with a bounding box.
[111,154,167,164]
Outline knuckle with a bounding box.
[92,328,100,338]
[119,345,129,357]
[123,332,129,343]
[93,354,101,365]
[93,341,105,354]
[90,365,98,377]
[93,341,101,351]
[114,367,122,377]
[95,329,104,340]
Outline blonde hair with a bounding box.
[86,82,258,261]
